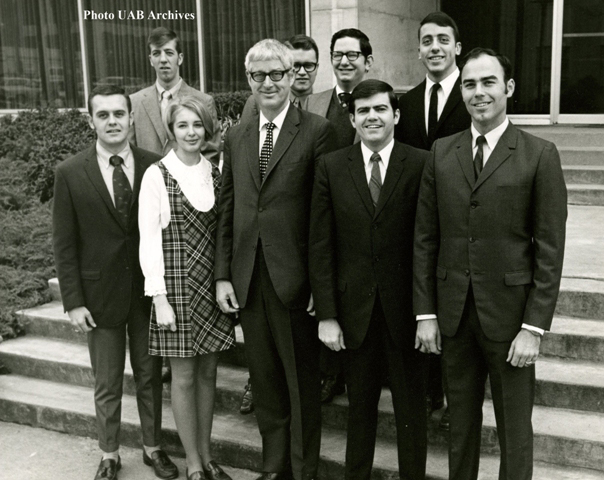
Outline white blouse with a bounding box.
[139,149,215,296]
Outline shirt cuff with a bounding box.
[417,314,437,321]
[144,276,167,297]
[522,324,545,336]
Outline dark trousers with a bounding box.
[345,296,428,480]
[87,297,162,452]
[239,248,321,480]
[442,287,535,480]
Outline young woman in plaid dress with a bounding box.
[139,96,235,480]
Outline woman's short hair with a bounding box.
[163,95,215,142]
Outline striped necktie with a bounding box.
[369,152,382,207]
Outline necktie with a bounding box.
[160,91,172,118]
[292,96,300,108]
[260,122,276,180]
[369,152,382,207]
[109,155,132,226]
[474,135,487,180]
[338,92,352,108]
[427,83,441,146]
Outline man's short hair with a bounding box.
[148,27,181,54]
[349,79,399,114]
[87,85,131,115]
[163,95,215,142]
[330,28,372,58]
[245,39,294,71]
[419,12,461,43]
[284,34,319,61]
[460,47,513,84]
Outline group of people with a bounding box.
[52,10,567,480]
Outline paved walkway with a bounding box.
[0,421,257,480]
[563,205,604,281]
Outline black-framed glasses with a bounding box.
[331,51,363,62]
[293,62,318,73]
[247,69,291,83]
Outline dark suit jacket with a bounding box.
[413,123,567,342]
[215,104,336,309]
[129,80,221,164]
[310,141,429,349]
[52,144,161,327]
[305,88,361,145]
[395,77,470,150]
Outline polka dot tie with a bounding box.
[260,122,275,180]
[109,155,132,226]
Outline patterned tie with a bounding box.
[160,91,172,119]
[427,83,441,146]
[474,135,487,180]
[109,155,132,226]
[369,152,382,207]
[260,122,276,180]
[338,92,352,108]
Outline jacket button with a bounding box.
[465,269,470,276]
[258,207,264,212]
[471,202,478,209]
[469,237,475,243]
[373,224,378,230]
[374,256,379,262]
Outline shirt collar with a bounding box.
[258,101,290,131]
[471,117,510,149]
[96,141,133,170]
[426,67,460,100]
[360,138,395,167]
[335,85,351,97]
[156,77,182,101]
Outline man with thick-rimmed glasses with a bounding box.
[215,39,336,480]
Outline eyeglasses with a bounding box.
[293,62,318,73]
[247,69,291,83]
[331,51,363,62]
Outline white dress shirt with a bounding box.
[258,102,290,155]
[360,139,394,184]
[424,68,460,134]
[139,149,215,296]
[96,142,134,206]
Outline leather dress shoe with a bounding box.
[240,379,254,415]
[143,450,179,479]
[94,456,121,480]
[203,460,232,480]
[320,374,345,403]
[439,407,450,431]
[186,469,204,480]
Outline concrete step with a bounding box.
[1,375,603,478]
[542,316,604,362]
[567,184,604,206]
[563,165,604,184]
[556,278,604,320]
[559,147,604,166]
[521,127,604,148]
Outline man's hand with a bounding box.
[216,280,240,314]
[415,319,441,354]
[153,295,177,332]
[68,306,96,333]
[307,294,315,317]
[319,319,346,351]
[507,329,541,367]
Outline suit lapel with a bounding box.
[415,80,429,147]
[263,105,299,183]
[348,145,375,216]
[455,129,476,188]
[374,142,406,219]
[473,123,517,191]
[129,148,146,221]
[140,88,167,147]
[436,77,462,132]
[84,145,125,230]
[244,117,262,191]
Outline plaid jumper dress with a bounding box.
[149,160,235,357]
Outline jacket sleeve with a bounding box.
[214,130,234,281]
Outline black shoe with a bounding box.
[240,379,254,415]
[439,407,450,431]
[143,450,179,479]
[321,374,345,403]
[203,460,232,480]
[94,456,121,480]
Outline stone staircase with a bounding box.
[1,125,604,479]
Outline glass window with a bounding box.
[0,0,83,109]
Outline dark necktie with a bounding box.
[109,155,132,226]
[260,122,276,180]
[369,152,382,207]
[338,92,352,108]
[474,135,487,180]
[427,83,441,146]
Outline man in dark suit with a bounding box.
[305,28,374,403]
[395,12,470,151]
[413,48,567,480]
[395,11,471,424]
[53,85,178,480]
[310,80,429,480]
[129,27,221,163]
[215,39,335,480]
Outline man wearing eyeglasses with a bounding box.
[305,28,374,406]
[215,39,336,480]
